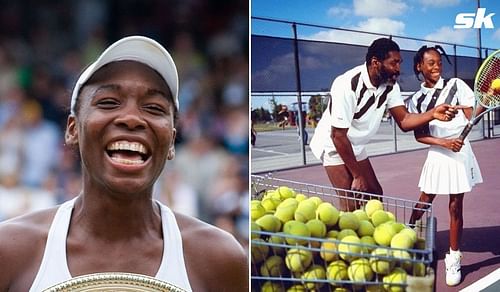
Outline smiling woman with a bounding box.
[0,36,248,292]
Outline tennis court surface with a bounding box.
[260,138,500,292]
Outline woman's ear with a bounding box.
[167,128,177,160]
[65,115,78,146]
[416,63,422,72]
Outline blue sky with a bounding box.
[251,0,499,110]
[252,0,499,50]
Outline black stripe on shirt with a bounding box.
[377,85,393,108]
[443,80,458,105]
[353,94,375,119]
[358,83,367,106]
[415,93,426,113]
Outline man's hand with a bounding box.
[442,138,464,152]
[433,104,459,121]
[351,175,369,192]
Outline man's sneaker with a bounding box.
[445,251,462,286]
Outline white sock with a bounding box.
[450,248,461,257]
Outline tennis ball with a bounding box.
[251,221,261,239]
[306,219,327,238]
[391,222,406,234]
[276,186,296,199]
[338,212,360,231]
[268,233,286,255]
[392,250,413,272]
[320,241,339,262]
[386,211,396,222]
[399,228,417,245]
[348,258,374,282]
[338,235,362,262]
[373,223,396,246]
[415,237,426,250]
[316,202,340,226]
[357,220,375,237]
[383,267,407,292]
[256,214,282,233]
[365,199,384,218]
[390,233,413,249]
[306,196,323,207]
[294,200,317,222]
[337,229,357,240]
[251,238,269,264]
[326,260,349,281]
[353,209,369,221]
[370,248,395,275]
[275,198,299,223]
[261,195,280,212]
[360,235,377,253]
[251,200,266,221]
[295,193,307,202]
[260,255,286,277]
[285,248,313,272]
[301,265,326,290]
[371,210,390,227]
[286,284,306,292]
[326,230,339,239]
[412,262,426,277]
[365,285,385,292]
[260,281,284,292]
[283,220,311,245]
[491,78,500,91]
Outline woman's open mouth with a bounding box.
[106,140,150,165]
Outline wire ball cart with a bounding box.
[251,175,437,292]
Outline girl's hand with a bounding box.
[442,138,464,152]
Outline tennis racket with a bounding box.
[458,49,500,140]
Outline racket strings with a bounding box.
[476,54,500,108]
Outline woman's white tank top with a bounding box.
[29,198,192,292]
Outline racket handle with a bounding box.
[458,123,473,140]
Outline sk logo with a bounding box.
[454,8,495,29]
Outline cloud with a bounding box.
[327,6,351,18]
[424,26,471,45]
[493,29,500,41]
[302,18,406,47]
[353,0,408,17]
[419,0,460,8]
[357,18,405,35]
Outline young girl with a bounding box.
[407,45,483,286]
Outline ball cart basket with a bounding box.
[251,174,437,292]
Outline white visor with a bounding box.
[70,35,179,114]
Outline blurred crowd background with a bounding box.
[0,0,249,248]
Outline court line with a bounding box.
[460,267,500,292]
[252,148,289,155]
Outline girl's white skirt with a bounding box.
[418,141,482,195]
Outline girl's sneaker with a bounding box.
[445,251,462,286]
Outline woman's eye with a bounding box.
[97,99,119,108]
[144,105,166,114]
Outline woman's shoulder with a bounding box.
[0,207,58,289]
[174,212,248,291]
[174,212,242,248]
[0,207,57,254]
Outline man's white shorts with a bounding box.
[321,148,368,166]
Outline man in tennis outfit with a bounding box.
[310,38,460,211]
